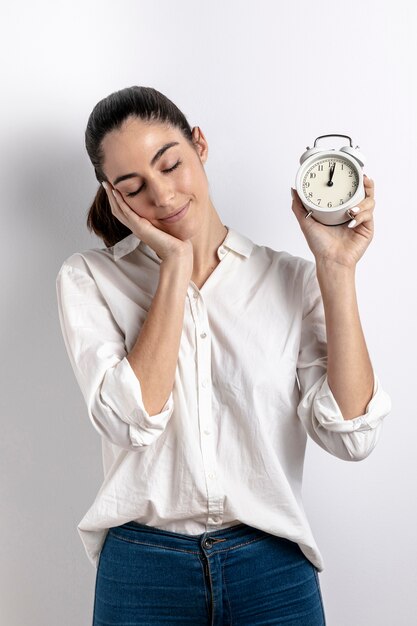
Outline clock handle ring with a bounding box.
[313,134,353,147]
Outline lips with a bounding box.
[160,201,190,221]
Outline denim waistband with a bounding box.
[109,521,273,555]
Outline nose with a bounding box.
[149,177,175,208]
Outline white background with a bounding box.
[1,1,416,624]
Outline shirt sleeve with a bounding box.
[296,263,392,461]
[56,262,174,450]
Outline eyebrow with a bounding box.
[112,141,180,186]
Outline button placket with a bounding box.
[189,290,224,528]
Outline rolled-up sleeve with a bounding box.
[296,264,392,461]
[56,263,174,450]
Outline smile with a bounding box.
[160,201,190,223]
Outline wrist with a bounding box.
[315,258,356,279]
[314,260,357,303]
[160,257,193,285]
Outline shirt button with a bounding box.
[219,247,226,254]
[204,429,211,435]
[208,472,215,479]
[200,332,207,339]
[201,379,209,388]
[193,292,199,299]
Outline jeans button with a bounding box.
[203,538,213,549]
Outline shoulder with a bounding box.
[57,247,111,279]
[251,238,315,286]
[56,233,139,280]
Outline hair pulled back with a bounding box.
[85,86,194,247]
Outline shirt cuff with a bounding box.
[312,371,392,433]
[99,356,174,446]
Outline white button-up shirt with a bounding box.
[55,226,391,571]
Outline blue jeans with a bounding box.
[92,521,326,625]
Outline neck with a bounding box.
[190,201,228,282]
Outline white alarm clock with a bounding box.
[295,134,366,226]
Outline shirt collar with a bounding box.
[111,225,254,262]
[221,226,254,259]
[111,232,143,261]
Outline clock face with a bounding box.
[302,156,359,209]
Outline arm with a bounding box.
[291,175,388,423]
[292,176,392,460]
[56,182,195,450]
[100,182,194,428]
[296,264,391,461]
[56,254,190,450]
[56,256,190,451]
[315,260,374,420]
[126,258,191,416]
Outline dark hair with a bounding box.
[85,86,194,247]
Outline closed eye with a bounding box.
[126,160,182,197]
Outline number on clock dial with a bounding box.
[302,157,359,208]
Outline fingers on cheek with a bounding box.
[110,190,124,210]
[112,197,124,215]
[112,205,124,219]
[105,192,119,214]
[108,199,117,215]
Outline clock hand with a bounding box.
[327,163,336,187]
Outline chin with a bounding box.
[167,225,196,240]
[161,213,199,237]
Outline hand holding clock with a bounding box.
[292,139,377,421]
[291,175,375,269]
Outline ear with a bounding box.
[192,126,208,163]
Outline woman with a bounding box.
[56,86,391,625]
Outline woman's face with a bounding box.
[101,116,210,238]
